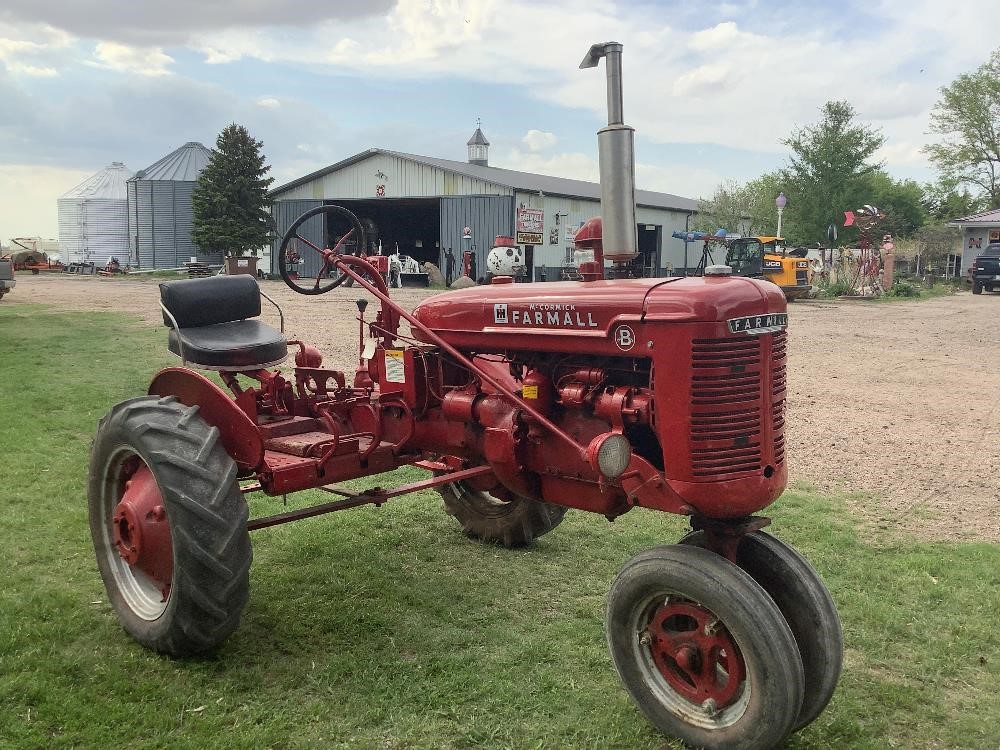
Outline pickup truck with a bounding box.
[972,243,1000,295]
[0,259,15,300]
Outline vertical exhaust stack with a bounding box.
[580,42,638,265]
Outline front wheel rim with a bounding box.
[100,449,173,620]
[631,593,751,729]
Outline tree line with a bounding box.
[696,48,1000,267]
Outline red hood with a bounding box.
[411,276,786,355]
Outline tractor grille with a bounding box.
[771,331,787,465]
[690,337,763,478]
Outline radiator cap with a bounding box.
[704,264,733,276]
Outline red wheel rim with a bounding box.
[112,461,173,602]
[645,599,746,709]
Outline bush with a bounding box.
[819,280,855,298]
[887,280,921,297]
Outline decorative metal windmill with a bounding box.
[843,204,886,294]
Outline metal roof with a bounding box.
[948,207,1000,226]
[131,141,213,182]
[467,127,490,146]
[270,148,698,212]
[60,162,133,200]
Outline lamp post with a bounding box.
[775,192,787,239]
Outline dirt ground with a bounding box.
[7,274,999,542]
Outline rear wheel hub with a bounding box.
[112,464,173,600]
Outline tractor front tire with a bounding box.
[439,481,566,548]
[680,530,843,731]
[606,544,805,750]
[89,396,252,656]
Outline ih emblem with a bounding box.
[493,303,508,324]
[615,325,636,351]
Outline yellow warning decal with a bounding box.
[522,384,539,399]
[384,349,406,383]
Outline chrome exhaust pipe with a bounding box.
[580,42,637,265]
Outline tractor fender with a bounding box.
[148,367,264,472]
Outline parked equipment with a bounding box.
[732,236,812,299]
[0,259,15,300]
[88,43,841,750]
[2,247,65,275]
[675,232,812,299]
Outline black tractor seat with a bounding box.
[159,275,287,371]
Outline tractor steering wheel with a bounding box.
[277,204,369,295]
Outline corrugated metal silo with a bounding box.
[127,142,220,268]
[57,162,133,265]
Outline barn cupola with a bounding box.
[467,120,490,167]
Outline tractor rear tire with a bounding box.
[680,530,843,731]
[606,544,804,750]
[439,481,566,548]
[89,395,252,656]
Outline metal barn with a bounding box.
[269,129,698,281]
[127,142,219,269]
[57,162,133,265]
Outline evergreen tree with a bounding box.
[192,124,275,257]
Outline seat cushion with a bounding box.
[168,320,287,370]
[160,275,262,328]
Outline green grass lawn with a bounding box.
[0,305,997,749]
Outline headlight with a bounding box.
[588,433,632,479]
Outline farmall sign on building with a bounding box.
[516,207,544,245]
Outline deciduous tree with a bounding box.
[781,100,885,245]
[696,173,784,237]
[924,49,1000,208]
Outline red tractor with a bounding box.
[87,43,842,750]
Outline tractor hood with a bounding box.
[411,276,786,356]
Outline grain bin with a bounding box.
[57,162,133,265]
[127,142,220,269]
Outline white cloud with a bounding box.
[257,96,281,109]
[4,61,58,76]
[671,63,733,98]
[91,42,174,76]
[1,1,396,46]
[522,130,558,152]
[0,23,72,76]
[0,164,92,239]
[689,21,744,51]
[635,162,724,201]
[496,148,598,182]
[169,0,998,179]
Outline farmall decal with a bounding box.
[492,302,598,328]
[727,313,788,335]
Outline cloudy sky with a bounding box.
[1,0,996,239]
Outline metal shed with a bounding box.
[127,142,218,269]
[57,162,133,265]
[269,142,698,281]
